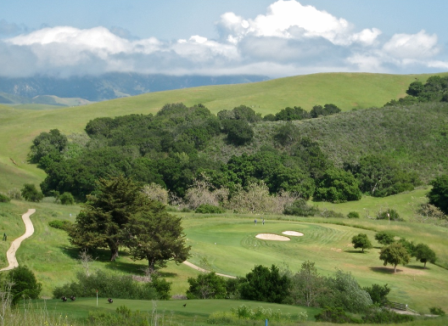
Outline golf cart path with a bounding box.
[0,209,35,271]
[183,261,236,279]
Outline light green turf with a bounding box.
[0,72,447,193]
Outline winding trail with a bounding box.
[0,209,36,271]
[183,261,236,279]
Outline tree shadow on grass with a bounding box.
[370,266,403,274]
[58,246,131,262]
[405,264,429,270]
[104,260,177,278]
[345,250,368,254]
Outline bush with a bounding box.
[21,184,44,202]
[7,266,42,305]
[315,307,359,323]
[0,193,10,203]
[283,199,319,217]
[186,272,227,299]
[313,168,362,203]
[429,307,446,316]
[195,204,225,214]
[375,231,395,245]
[347,211,360,218]
[53,270,169,300]
[48,219,73,231]
[376,209,403,221]
[362,308,414,323]
[222,119,254,146]
[363,284,390,306]
[59,192,75,205]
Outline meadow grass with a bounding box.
[0,72,447,192]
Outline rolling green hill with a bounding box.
[0,72,447,193]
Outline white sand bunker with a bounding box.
[282,231,304,237]
[256,233,290,241]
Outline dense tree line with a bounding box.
[28,102,423,206]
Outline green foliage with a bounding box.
[222,119,254,145]
[20,183,44,202]
[363,284,390,306]
[376,209,402,221]
[345,155,421,197]
[186,272,227,299]
[28,129,67,164]
[0,193,10,202]
[397,238,416,256]
[289,261,324,307]
[429,307,446,316]
[195,204,225,214]
[313,168,362,203]
[379,243,410,273]
[347,211,360,218]
[274,122,300,146]
[310,103,341,118]
[68,176,154,261]
[48,219,73,232]
[274,106,310,121]
[283,199,319,217]
[362,308,414,323]
[351,233,372,253]
[428,174,448,214]
[314,307,359,323]
[240,265,291,304]
[414,243,437,268]
[375,231,395,246]
[52,269,165,300]
[59,192,75,205]
[7,266,42,306]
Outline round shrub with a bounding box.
[195,204,225,214]
[376,209,402,221]
[347,211,360,218]
[60,192,75,205]
[49,220,73,231]
[8,266,42,305]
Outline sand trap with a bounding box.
[282,231,304,237]
[256,233,290,241]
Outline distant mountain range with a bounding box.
[0,73,268,106]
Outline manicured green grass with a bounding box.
[0,72,447,193]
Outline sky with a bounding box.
[1,0,448,78]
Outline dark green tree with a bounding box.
[68,176,150,261]
[240,265,290,303]
[59,192,75,205]
[363,283,390,306]
[413,243,437,268]
[21,184,44,202]
[7,266,42,306]
[313,168,362,203]
[186,272,227,299]
[352,233,372,253]
[222,119,254,146]
[28,129,67,164]
[427,175,448,214]
[375,231,395,246]
[379,243,410,273]
[124,205,190,272]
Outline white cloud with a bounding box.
[0,1,446,78]
[383,30,439,59]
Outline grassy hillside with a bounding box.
[0,72,447,193]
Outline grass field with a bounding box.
[2,186,448,315]
[0,72,447,193]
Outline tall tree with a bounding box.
[69,176,149,261]
[379,243,410,273]
[124,205,190,272]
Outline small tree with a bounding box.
[427,175,448,214]
[363,283,390,306]
[141,183,168,205]
[8,266,42,306]
[379,243,410,273]
[21,184,44,202]
[290,261,324,307]
[59,192,75,205]
[375,231,395,246]
[352,234,372,253]
[413,243,437,268]
[186,272,227,299]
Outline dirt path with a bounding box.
[0,209,36,271]
[183,261,236,279]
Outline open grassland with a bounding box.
[2,187,448,315]
[0,72,447,192]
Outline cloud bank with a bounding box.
[1,0,446,77]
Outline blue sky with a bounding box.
[1,0,447,77]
